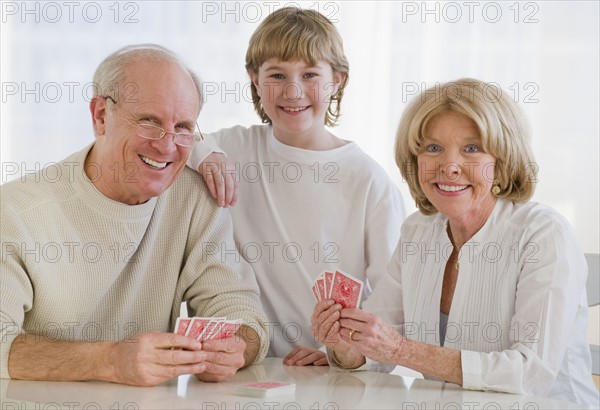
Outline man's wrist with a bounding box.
[92,341,118,382]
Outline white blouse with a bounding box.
[363,199,598,406]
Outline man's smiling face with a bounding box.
[92,59,200,205]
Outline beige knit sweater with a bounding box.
[0,144,268,379]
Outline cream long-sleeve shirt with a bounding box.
[363,199,599,406]
[0,144,269,378]
[187,125,405,357]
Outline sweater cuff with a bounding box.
[251,322,269,364]
[461,350,483,390]
[235,317,269,365]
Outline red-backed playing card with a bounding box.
[311,282,321,301]
[212,319,243,339]
[235,381,296,397]
[174,318,191,336]
[330,270,363,308]
[187,317,211,339]
[200,317,227,341]
[316,277,326,301]
[324,271,334,299]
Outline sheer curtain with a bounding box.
[1,1,598,248]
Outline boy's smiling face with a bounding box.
[250,58,343,146]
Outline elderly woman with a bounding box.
[312,78,598,405]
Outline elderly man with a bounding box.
[0,44,268,386]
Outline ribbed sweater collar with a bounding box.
[71,143,157,222]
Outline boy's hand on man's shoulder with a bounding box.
[198,152,239,208]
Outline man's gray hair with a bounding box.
[92,44,203,110]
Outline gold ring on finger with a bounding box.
[349,329,356,341]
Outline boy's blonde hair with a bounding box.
[245,7,349,127]
[395,78,537,215]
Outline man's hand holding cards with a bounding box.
[311,270,363,308]
[173,316,248,382]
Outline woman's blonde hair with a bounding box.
[245,7,349,127]
[395,78,537,215]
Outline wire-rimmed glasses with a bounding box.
[103,96,203,147]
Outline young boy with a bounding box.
[188,7,405,365]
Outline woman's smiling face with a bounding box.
[418,111,497,222]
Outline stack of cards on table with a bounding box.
[311,270,364,308]
[174,317,243,341]
[235,381,296,398]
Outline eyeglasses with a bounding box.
[103,96,203,147]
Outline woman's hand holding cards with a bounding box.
[310,270,363,351]
[338,309,406,365]
[310,300,364,369]
[311,299,346,350]
[309,270,366,368]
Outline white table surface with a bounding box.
[0,357,591,409]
